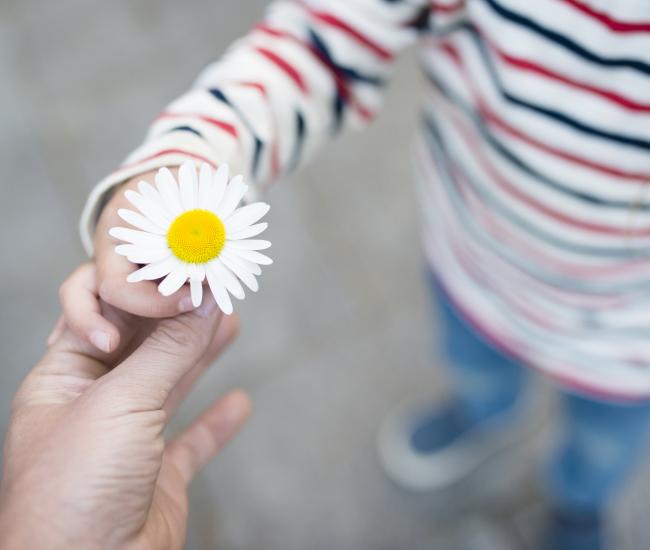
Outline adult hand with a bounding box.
[0,264,250,549]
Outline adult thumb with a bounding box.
[97,298,223,411]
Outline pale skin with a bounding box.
[0,263,251,549]
[55,169,192,355]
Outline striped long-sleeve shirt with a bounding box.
[81,0,650,400]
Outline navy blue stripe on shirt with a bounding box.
[482,0,650,77]
[425,115,650,259]
[209,88,264,177]
[308,28,385,134]
[289,110,306,171]
[168,125,203,138]
[466,26,650,152]
[422,66,650,212]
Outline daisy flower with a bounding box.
[109,161,272,314]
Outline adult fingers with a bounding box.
[59,263,121,353]
[31,299,150,392]
[164,314,240,416]
[165,390,251,485]
[98,296,223,410]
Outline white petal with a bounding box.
[224,203,270,234]
[125,190,171,229]
[187,263,207,307]
[228,222,268,240]
[115,244,137,256]
[226,246,273,266]
[190,278,203,307]
[179,161,198,210]
[158,266,188,296]
[118,208,165,234]
[137,180,170,218]
[219,251,259,292]
[155,167,183,216]
[206,269,234,315]
[227,239,271,251]
[211,164,229,208]
[209,259,245,299]
[216,176,248,219]
[198,163,213,207]
[116,244,170,264]
[187,263,205,281]
[127,255,177,283]
[109,226,167,247]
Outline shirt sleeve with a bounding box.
[80,0,430,254]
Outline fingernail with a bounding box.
[89,330,111,353]
[196,297,219,318]
[178,296,195,313]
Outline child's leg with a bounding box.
[547,392,650,513]
[433,278,528,426]
[544,392,650,549]
[378,274,531,490]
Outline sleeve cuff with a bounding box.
[79,151,255,256]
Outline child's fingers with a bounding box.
[59,263,121,354]
[93,172,193,318]
[96,247,193,317]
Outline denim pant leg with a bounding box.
[431,277,529,423]
[546,391,650,515]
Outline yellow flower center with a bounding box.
[167,209,226,264]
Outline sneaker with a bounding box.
[378,392,538,492]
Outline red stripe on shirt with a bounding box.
[436,41,650,182]
[449,107,650,236]
[448,223,561,331]
[297,1,394,61]
[430,1,465,15]
[119,149,218,170]
[254,46,309,93]
[480,102,650,182]
[255,24,375,121]
[417,138,650,281]
[561,0,650,33]
[233,80,281,177]
[237,81,268,97]
[479,35,650,113]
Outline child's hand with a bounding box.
[94,169,193,318]
[57,170,193,353]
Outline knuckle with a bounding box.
[149,317,207,356]
[98,279,117,304]
[146,296,177,318]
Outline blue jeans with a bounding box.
[433,279,650,515]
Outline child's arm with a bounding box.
[65,0,431,351]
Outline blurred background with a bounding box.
[2,1,650,549]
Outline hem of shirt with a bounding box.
[431,271,650,406]
[79,153,259,256]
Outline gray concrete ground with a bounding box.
[1,1,649,548]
